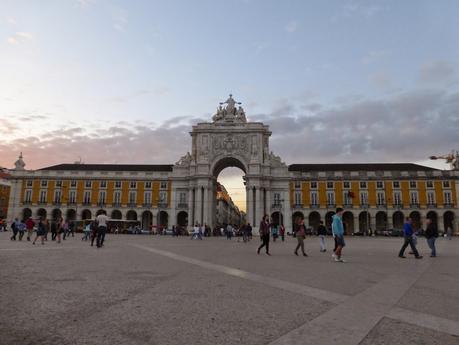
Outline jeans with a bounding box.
[258,234,270,254]
[96,226,107,247]
[399,236,420,257]
[426,237,436,257]
[319,235,326,251]
[295,236,305,254]
[10,229,18,240]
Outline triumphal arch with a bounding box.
[171,95,292,230]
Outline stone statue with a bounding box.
[176,152,192,166]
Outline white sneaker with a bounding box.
[332,253,336,258]
[334,257,344,262]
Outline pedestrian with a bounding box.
[32,218,46,245]
[226,224,233,240]
[43,218,49,241]
[51,220,57,241]
[271,223,279,242]
[317,220,327,252]
[10,218,19,240]
[279,223,285,242]
[398,218,423,259]
[62,220,69,240]
[90,221,97,246]
[82,222,91,241]
[246,223,252,241]
[56,217,64,243]
[425,218,438,257]
[332,208,346,262]
[95,211,108,248]
[294,218,308,256]
[446,226,453,240]
[257,215,271,255]
[25,217,35,241]
[17,220,26,240]
[191,223,202,240]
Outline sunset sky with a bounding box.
[1,0,458,211]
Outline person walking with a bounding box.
[246,223,252,241]
[56,217,63,244]
[10,218,20,241]
[425,218,439,257]
[257,215,271,255]
[332,208,345,262]
[32,218,46,245]
[17,220,26,240]
[82,222,91,241]
[446,226,453,240]
[90,221,98,246]
[271,223,279,242]
[25,217,35,241]
[191,223,202,240]
[43,218,49,241]
[294,218,308,256]
[279,223,285,242]
[62,220,69,240]
[226,224,233,240]
[398,218,423,259]
[317,220,327,252]
[51,220,57,241]
[96,211,108,248]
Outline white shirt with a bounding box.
[96,214,109,227]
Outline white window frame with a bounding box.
[83,191,91,204]
[98,191,106,204]
[39,190,47,203]
[360,181,367,189]
[54,190,61,203]
[115,181,122,189]
[129,191,136,204]
[100,180,107,188]
[377,192,385,205]
[426,180,434,188]
[376,181,384,189]
[410,191,419,205]
[343,191,352,205]
[145,181,152,189]
[409,181,417,189]
[343,181,350,189]
[25,190,32,203]
[393,191,402,205]
[360,191,368,205]
[326,192,335,205]
[113,191,121,204]
[310,182,317,189]
[393,181,400,189]
[294,192,301,205]
[85,181,92,188]
[144,191,152,204]
[427,191,435,205]
[327,181,334,189]
[444,191,452,204]
[310,192,318,205]
[130,181,137,189]
[69,191,76,203]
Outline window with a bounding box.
[376,181,384,189]
[410,191,419,205]
[294,192,301,205]
[70,180,77,187]
[360,192,368,205]
[426,181,433,188]
[115,181,122,188]
[83,191,91,204]
[311,192,318,205]
[443,181,450,188]
[160,181,167,189]
[144,191,151,204]
[129,191,136,204]
[24,190,32,203]
[294,181,301,189]
[100,180,107,188]
[393,192,402,205]
[113,191,121,204]
[444,191,452,204]
[377,192,385,205]
[326,192,335,205]
[159,191,167,203]
[54,190,61,203]
[273,193,281,205]
[41,180,48,187]
[85,181,92,188]
[393,181,400,189]
[427,191,435,205]
[39,190,47,203]
[179,192,187,204]
[98,191,106,204]
[130,181,137,189]
[360,181,367,189]
[343,191,352,205]
[327,181,334,189]
[310,182,317,189]
[26,180,33,187]
[145,181,152,189]
[409,181,417,189]
[55,180,62,187]
[343,181,350,189]
[69,191,76,203]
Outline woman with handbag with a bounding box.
[294,218,308,256]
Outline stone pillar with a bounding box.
[188,188,194,226]
[7,178,20,223]
[283,188,292,233]
[255,187,264,228]
[386,210,393,229]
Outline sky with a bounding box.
[1,0,459,211]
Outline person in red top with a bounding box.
[25,217,35,241]
[294,218,308,256]
[257,215,271,255]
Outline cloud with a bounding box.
[6,32,33,45]
[369,72,394,91]
[361,50,389,65]
[418,60,456,85]
[285,21,298,33]
[76,0,95,8]
[112,8,128,32]
[1,88,458,171]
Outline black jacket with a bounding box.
[317,225,327,236]
[425,223,438,239]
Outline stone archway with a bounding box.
[375,211,387,231]
[308,211,321,231]
[393,211,404,229]
[22,208,32,220]
[426,211,438,229]
[443,211,454,232]
[37,208,47,220]
[343,211,354,234]
[292,211,304,228]
[111,210,122,220]
[359,211,370,232]
[142,211,153,229]
[66,209,76,221]
[158,211,168,228]
[409,211,421,230]
[325,211,335,230]
[177,211,188,227]
[52,208,62,221]
[81,209,92,220]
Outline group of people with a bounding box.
[257,207,443,262]
[8,210,109,249]
[10,216,75,244]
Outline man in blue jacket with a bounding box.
[332,208,345,262]
[398,217,422,259]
